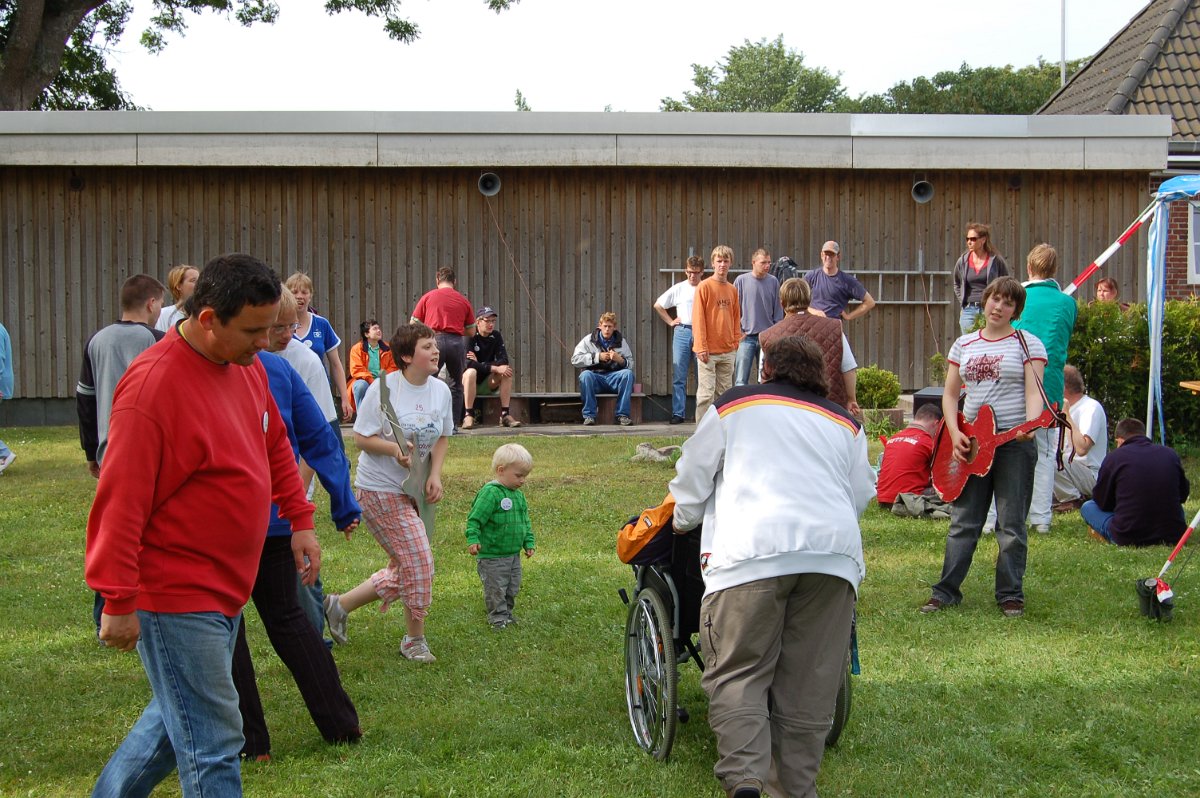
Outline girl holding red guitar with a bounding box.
[921,277,1047,619]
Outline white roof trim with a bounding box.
[0,111,1170,170]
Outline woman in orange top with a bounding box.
[347,319,397,411]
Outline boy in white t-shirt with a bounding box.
[652,256,706,423]
[1053,364,1108,510]
[322,322,453,663]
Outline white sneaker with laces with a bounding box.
[400,635,437,662]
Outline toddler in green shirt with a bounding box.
[465,443,535,628]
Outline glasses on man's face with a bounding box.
[270,322,300,335]
[966,236,982,242]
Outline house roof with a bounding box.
[0,111,1169,171]
[1040,0,1200,142]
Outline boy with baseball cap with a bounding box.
[463,306,520,429]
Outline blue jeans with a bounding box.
[670,325,695,419]
[1080,501,1116,542]
[578,368,634,419]
[734,334,760,387]
[0,438,11,458]
[296,572,331,646]
[959,304,981,335]
[351,379,371,408]
[93,611,244,798]
[932,439,1037,606]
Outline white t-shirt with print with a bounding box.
[949,330,1047,432]
[353,371,453,494]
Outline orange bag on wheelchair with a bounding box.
[617,494,677,565]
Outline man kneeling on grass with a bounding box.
[1080,417,1189,546]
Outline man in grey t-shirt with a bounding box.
[77,274,166,475]
[76,273,165,635]
[803,241,876,321]
[733,248,783,386]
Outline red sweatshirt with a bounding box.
[85,327,315,617]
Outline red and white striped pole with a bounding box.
[1064,198,1158,296]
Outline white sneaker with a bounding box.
[0,453,14,474]
[982,525,995,535]
[323,594,348,645]
[1033,524,1051,534]
[400,635,436,662]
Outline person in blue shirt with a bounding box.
[803,241,876,322]
[0,320,15,474]
[230,336,363,760]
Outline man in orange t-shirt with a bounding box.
[691,244,742,421]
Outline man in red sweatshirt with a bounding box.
[86,253,317,798]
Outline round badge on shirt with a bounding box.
[500,497,513,511]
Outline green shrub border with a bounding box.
[1067,298,1200,445]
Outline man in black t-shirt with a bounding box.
[462,306,521,429]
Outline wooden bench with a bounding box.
[473,391,645,425]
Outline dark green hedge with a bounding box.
[1066,298,1200,445]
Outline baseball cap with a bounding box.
[821,241,840,255]
[475,306,498,319]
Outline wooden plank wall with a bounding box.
[0,165,1148,401]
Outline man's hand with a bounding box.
[291,529,321,586]
[88,460,101,479]
[466,351,478,363]
[493,364,513,378]
[697,351,710,364]
[524,548,535,558]
[340,395,354,421]
[99,612,140,652]
[340,517,360,540]
[469,543,481,555]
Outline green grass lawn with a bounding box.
[1,426,1199,797]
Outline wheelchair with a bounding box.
[618,527,855,762]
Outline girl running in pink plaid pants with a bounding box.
[323,322,453,663]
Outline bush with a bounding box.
[1067,298,1200,445]
[857,365,902,409]
[928,352,948,386]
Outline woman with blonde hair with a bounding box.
[759,277,859,415]
[155,264,198,332]
[287,271,353,420]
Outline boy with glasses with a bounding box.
[653,256,707,423]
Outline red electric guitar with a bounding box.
[931,405,1059,502]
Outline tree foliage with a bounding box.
[661,35,1084,116]
[661,35,845,113]
[0,0,517,110]
[843,58,1089,114]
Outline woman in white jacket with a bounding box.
[669,334,874,798]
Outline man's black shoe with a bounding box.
[669,416,685,425]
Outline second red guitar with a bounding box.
[931,405,1059,502]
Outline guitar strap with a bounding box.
[1014,330,1073,470]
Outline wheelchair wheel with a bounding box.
[825,649,852,747]
[624,587,678,761]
